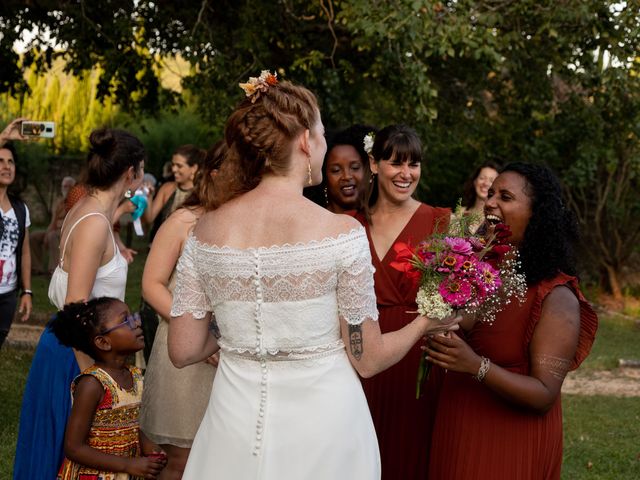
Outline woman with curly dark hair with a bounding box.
[425,163,598,479]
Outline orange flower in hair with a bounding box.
[239,70,278,102]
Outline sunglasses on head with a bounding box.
[100,312,141,335]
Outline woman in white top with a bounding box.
[168,73,459,479]
[14,128,146,480]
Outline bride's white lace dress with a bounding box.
[170,227,381,479]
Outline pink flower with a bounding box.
[445,237,473,255]
[459,256,479,278]
[477,262,502,294]
[436,253,464,274]
[439,275,473,307]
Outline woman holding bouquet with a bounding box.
[425,163,598,479]
[355,124,450,480]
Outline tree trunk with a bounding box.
[605,263,623,302]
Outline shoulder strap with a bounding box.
[8,196,26,288]
[60,212,116,265]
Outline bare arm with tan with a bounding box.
[142,208,196,320]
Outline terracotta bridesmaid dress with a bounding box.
[428,273,598,480]
[356,203,450,480]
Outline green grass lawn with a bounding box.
[563,395,640,479]
[580,313,640,371]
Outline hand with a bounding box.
[205,352,220,367]
[419,312,462,336]
[423,331,482,376]
[125,456,166,478]
[120,247,138,264]
[0,118,29,145]
[18,294,32,322]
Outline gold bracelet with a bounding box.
[474,356,491,382]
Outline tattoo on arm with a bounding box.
[532,354,572,381]
[348,324,363,360]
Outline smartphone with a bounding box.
[21,121,55,138]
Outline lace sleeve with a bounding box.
[336,232,379,325]
[170,236,212,319]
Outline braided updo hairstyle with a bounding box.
[49,297,120,357]
[207,79,319,209]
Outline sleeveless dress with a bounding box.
[13,213,128,480]
[356,203,450,480]
[140,271,216,447]
[142,185,194,361]
[428,273,598,480]
[170,228,381,479]
[57,366,144,480]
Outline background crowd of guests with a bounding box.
[5,72,596,480]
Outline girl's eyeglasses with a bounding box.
[100,312,142,335]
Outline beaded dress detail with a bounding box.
[171,227,381,479]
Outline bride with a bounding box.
[168,71,459,479]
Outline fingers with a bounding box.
[19,298,31,322]
[429,333,457,348]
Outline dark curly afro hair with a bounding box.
[49,297,121,357]
[502,162,579,286]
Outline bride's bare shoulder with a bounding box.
[327,213,362,236]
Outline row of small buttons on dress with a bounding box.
[254,250,268,456]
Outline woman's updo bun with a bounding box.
[86,128,146,189]
[89,129,117,157]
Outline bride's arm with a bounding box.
[335,219,459,378]
[340,315,458,378]
[167,235,219,368]
[168,312,219,368]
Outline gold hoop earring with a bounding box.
[307,156,313,186]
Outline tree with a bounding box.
[2,1,639,296]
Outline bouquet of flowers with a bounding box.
[390,207,527,398]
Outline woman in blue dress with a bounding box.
[13,128,146,479]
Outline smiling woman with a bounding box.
[427,163,598,480]
[354,124,451,480]
[318,124,376,214]
[0,140,32,349]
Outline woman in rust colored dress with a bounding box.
[426,163,598,479]
[356,124,450,479]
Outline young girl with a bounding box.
[50,297,167,479]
